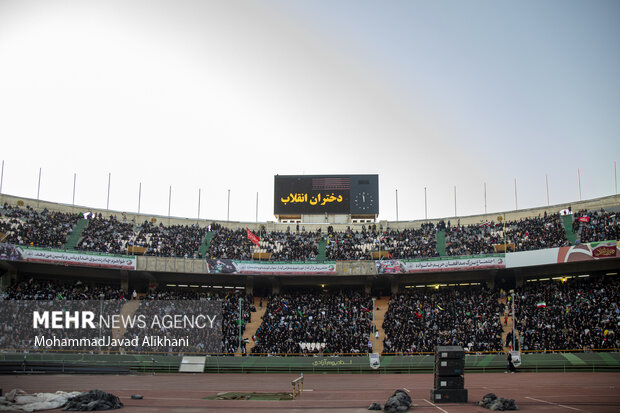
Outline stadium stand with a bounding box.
[516,274,620,351]
[76,214,207,258]
[382,285,504,353]
[0,203,80,249]
[325,224,438,260]
[251,290,373,355]
[0,280,252,355]
[206,226,321,261]
[574,209,620,244]
[0,194,619,358]
[1,201,617,261]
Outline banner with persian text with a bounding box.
[0,244,136,270]
[375,256,505,274]
[205,258,337,275]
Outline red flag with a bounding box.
[578,216,590,223]
[246,228,260,245]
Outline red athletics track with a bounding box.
[1,372,619,412]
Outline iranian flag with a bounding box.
[246,228,260,246]
[536,301,547,308]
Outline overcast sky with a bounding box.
[0,0,618,223]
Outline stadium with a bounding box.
[2,1,620,411]
[1,178,619,412]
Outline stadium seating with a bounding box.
[382,286,504,353]
[1,202,617,261]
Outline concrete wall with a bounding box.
[137,256,208,273]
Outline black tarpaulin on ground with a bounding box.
[63,389,123,411]
[478,393,518,411]
[383,389,412,412]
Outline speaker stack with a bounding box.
[430,345,468,403]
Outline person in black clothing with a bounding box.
[505,352,516,373]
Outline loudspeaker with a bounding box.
[434,375,464,389]
[430,388,468,403]
[435,358,464,376]
[435,346,465,360]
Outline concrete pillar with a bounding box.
[120,271,129,292]
[245,277,254,297]
[270,278,280,295]
[0,271,15,292]
[365,281,371,295]
[390,278,399,295]
[515,277,525,288]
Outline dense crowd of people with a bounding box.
[382,286,504,353]
[0,279,126,352]
[326,224,438,260]
[503,213,569,251]
[1,203,618,262]
[516,275,619,351]
[0,203,80,249]
[445,212,569,256]
[251,290,373,355]
[206,225,321,261]
[0,280,251,355]
[1,274,619,354]
[75,213,136,254]
[574,209,620,243]
[76,213,207,258]
[445,224,498,256]
[1,278,126,300]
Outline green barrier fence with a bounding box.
[1,352,619,374]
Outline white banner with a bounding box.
[376,256,505,274]
[236,262,336,275]
[19,247,136,270]
[206,258,336,274]
[504,248,558,268]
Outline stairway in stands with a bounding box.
[243,296,267,354]
[199,231,213,258]
[316,236,327,261]
[113,300,141,345]
[436,229,447,256]
[499,296,519,352]
[63,218,89,250]
[561,215,578,245]
[373,296,391,354]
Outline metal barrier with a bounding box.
[291,374,304,399]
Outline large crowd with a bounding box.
[445,224,498,256]
[516,275,620,351]
[76,213,207,258]
[382,286,504,353]
[251,290,374,355]
[206,224,321,261]
[0,280,251,355]
[325,224,438,260]
[574,209,620,244]
[445,212,569,256]
[0,203,80,249]
[1,203,618,261]
[1,273,619,354]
